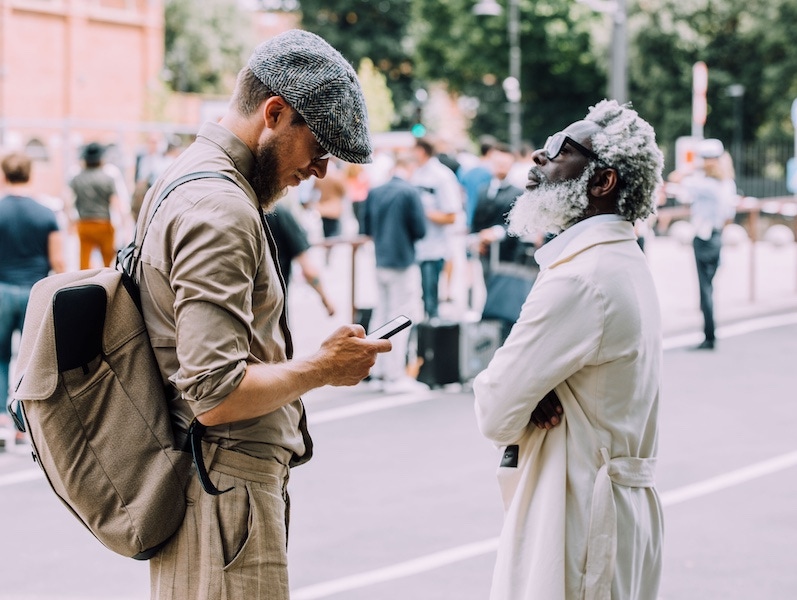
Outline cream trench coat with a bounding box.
[474,220,663,600]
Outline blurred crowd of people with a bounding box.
[1,125,741,445]
[0,129,545,438]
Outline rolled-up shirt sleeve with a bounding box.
[167,194,264,414]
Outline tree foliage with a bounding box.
[164,0,253,93]
[358,58,395,133]
[163,0,797,155]
[630,0,797,153]
[298,0,417,128]
[410,0,605,148]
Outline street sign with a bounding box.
[675,136,701,171]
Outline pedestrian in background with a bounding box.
[361,154,427,392]
[265,197,336,316]
[458,135,497,229]
[411,137,462,319]
[0,151,65,447]
[474,100,665,599]
[506,140,536,191]
[470,142,537,341]
[67,142,130,269]
[311,158,347,264]
[668,139,737,350]
[136,29,390,599]
[132,134,183,223]
[344,161,370,231]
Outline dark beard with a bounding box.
[251,138,284,209]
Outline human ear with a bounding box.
[589,167,619,199]
[262,96,290,128]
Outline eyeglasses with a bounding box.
[311,150,332,164]
[543,132,601,162]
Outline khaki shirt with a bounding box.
[137,122,309,465]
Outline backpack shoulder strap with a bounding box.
[118,171,237,278]
[118,170,240,497]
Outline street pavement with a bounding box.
[1,231,796,599]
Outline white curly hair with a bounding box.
[585,99,664,223]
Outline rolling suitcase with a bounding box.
[459,320,503,382]
[416,320,501,388]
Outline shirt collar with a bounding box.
[196,121,255,181]
[535,214,624,269]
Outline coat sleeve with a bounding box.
[473,270,604,445]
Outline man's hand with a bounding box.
[317,325,391,386]
[530,390,564,430]
[196,325,391,427]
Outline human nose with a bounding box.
[309,158,329,179]
[531,148,548,166]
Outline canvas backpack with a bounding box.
[9,171,236,559]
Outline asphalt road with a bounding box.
[1,318,796,600]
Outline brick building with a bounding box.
[0,0,170,195]
[0,0,298,196]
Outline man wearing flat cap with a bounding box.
[137,30,390,599]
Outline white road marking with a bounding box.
[6,450,796,597]
[663,311,797,350]
[0,468,42,487]
[292,538,500,600]
[3,314,796,598]
[291,451,797,599]
[658,450,797,506]
[309,393,436,424]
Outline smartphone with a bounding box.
[366,315,412,340]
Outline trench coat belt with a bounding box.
[584,447,656,600]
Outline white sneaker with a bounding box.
[382,377,430,394]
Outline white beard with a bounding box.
[508,167,594,236]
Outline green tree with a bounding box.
[411,0,605,147]
[358,58,395,133]
[164,0,253,93]
[299,0,416,128]
[629,0,797,155]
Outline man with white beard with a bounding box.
[473,99,665,600]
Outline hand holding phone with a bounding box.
[366,315,412,340]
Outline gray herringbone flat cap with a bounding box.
[248,29,372,164]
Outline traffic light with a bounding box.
[411,93,427,137]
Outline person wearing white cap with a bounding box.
[137,30,390,598]
[668,138,737,350]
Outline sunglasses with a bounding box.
[543,132,601,162]
[312,150,332,164]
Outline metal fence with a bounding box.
[665,140,794,199]
[735,141,793,198]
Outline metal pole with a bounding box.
[792,98,797,167]
[692,62,708,139]
[609,0,627,103]
[507,0,522,153]
[727,84,745,166]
